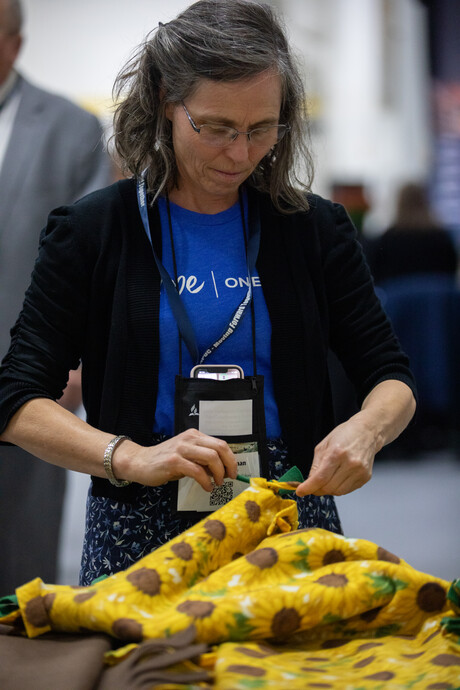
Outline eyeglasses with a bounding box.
[181,102,290,149]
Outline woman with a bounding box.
[0,0,416,585]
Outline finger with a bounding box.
[296,475,327,496]
[325,449,375,495]
[296,457,339,496]
[185,432,237,480]
[188,445,226,485]
[175,436,234,485]
[138,449,214,491]
[296,475,326,496]
[308,470,354,496]
[299,457,373,497]
[169,431,222,484]
[172,457,215,492]
[200,435,237,479]
[328,464,373,496]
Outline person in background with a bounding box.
[331,182,370,236]
[0,0,113,592]
[368,182,458,285]
[367,183,459,456]
[0,0,416,588]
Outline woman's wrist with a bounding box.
[352,408,385,454]
[110,438,140,484]
[360,380,416,451]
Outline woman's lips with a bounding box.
[213,168,246,180]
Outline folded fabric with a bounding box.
[1,477,298,639]
[0,629,112,690]
[1,476,459,689]
[0,623,210,690]
[206,619,460,689]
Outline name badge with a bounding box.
[174,374,268,514]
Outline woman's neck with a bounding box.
[167,186,239,215]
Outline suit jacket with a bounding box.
[0,74,113,358]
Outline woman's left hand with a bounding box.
[295,379,416,497]
[295,414,377,497]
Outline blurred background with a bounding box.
[17,0,460,237]
[15,0,460,583]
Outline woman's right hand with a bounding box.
[1,399,237,492]
[113,428,238,492]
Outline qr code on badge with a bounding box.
[210,482,234,507]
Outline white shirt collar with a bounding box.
[0,70,19,108]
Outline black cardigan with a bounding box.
[0,179,415,499]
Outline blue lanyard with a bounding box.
[136,177,261,366]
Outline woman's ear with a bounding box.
[160,87,174,121]
[164,101,174,121]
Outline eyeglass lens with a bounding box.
[199,124,287,148]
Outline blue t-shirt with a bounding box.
[153,196,281,439]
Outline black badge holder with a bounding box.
[136,178,268,515]
[174,374,269,515]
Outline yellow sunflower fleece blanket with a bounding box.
[2,477,459,689]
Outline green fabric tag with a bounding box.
[236,465,304,493]
[277,465,304,496]
[441,579,460,642]
[0,593,19,617]
[278,465,304,484]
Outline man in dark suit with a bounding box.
[0,0,113,592]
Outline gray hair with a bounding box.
[112,0,314,213]
[3,0,23,35]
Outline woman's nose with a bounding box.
[224,134,251,162]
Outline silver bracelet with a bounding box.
[103,435,132,487]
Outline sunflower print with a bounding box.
[13,527,450,648]
[210,616,460,689]
[2,477,459,689]
[276,526,409,572]
[11,477,298,639]
[340,565,449,636]
[80,436,342,586]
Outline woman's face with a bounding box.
[165,70,282,213]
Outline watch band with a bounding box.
[103,435,132,487]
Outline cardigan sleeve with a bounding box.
[0,204,96,434]
[319,200,417,404]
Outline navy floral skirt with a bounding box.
[79,438,343,585]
